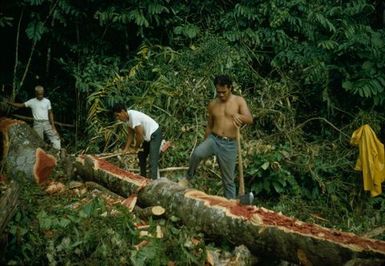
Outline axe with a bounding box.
[236,127,254,205]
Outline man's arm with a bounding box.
[48,110,59,134]
[123,127,135,152]
[7,102,25,108]
[233,96,253,126]
[133,125,145,149]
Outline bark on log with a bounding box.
[0,180,19,235]
[73,155,385,266]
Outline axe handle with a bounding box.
[236,127,245,196]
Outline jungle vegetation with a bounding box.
[1,0,385,264]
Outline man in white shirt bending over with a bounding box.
[8,85,61,150]
[113,104,162,180]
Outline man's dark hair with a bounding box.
[112,103,126,113]
[213,75,232,87]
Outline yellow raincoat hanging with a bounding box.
[350,124,385,197]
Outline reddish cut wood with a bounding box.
[34,148,57,184]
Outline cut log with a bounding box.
[84,181,123,199]
[2,118,385,265]
[135,206,165,219]
[73,154,385,266]
[84,180,164,217]
[0,180,19,235]
[0,118,56,182]
[34,148,57,184]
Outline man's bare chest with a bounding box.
[211,103,238,119]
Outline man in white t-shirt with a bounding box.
[113,104,162,180]
[8,85,61,150]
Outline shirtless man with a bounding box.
[179,75,253,199]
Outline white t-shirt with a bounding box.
[127,110,159,141]
[24,98,51,120]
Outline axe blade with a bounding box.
[239,192,254,205]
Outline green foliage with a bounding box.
[24,0,45,6]
[25,20,46,42]
[220,0,385,108]
[0,13,13,27]
[174,24,200,39]
[247,145,301,196]
[84,36,259,154]
[94,1,169,36]
[1,179,207,265]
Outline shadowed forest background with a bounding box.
[1,0,385,265]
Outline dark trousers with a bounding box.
[138,127,162,179]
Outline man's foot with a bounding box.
[178,177,189,188]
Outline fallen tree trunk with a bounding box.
[2,118,385,265]
[74,155,385,266]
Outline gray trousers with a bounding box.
[187,134,237,199]
[33,120,61,150]
[138,127,162,179]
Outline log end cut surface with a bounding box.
[0,118,25,133]
[33,148,57,184]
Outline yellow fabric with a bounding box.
[350,124,385,197]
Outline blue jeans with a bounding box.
[187,134,237,199]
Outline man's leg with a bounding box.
[33,121,45,140]
[43,122,61,150]
[148,128,162,179]
[216,140,237,199]
[138,142,150,177]
[186,135,216,179]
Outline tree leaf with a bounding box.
[261,161,270,170]
[25,20,46,42]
